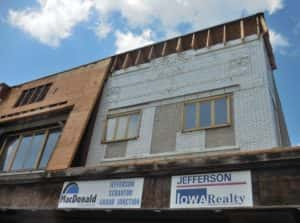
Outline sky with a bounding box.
[0,0,299,145]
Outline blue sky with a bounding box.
[0,0,300,145]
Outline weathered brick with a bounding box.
[0,59,111,171]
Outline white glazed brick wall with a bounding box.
[86,36,280,166]
[126,107,155,157]
[86,84,109,165]
[234,86,277,150]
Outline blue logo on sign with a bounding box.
[63,182,79,194]
[176,189,207,204]
[60,182,97,204]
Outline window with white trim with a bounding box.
[183,95,231,132]
[104,111,141,143]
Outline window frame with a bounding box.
[0,125,61,172]
[14,83,52,107]
[182,94,232,133]
[102,110,142,144]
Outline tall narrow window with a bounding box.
[23,132,45,169]
[104,111,141,143]
[199,101,211,128]
[215,97,228,125]
[183,95,231,132]
[0,136,20,171]
[106,118,117,142]
[38,129,61,169]
[184,103,197,129]
[116,116,128,139]
[0,126,62,172]
[11,135,32,170]
[127,114,140,138]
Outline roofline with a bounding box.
[110,12,265,58]
[9,12,267,88]
[12,57,111,88]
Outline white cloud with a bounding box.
[269,29,289,50]
[93,0,285,32]
[115,29,154,53]
[8,0,93,47]
[94,21,112,39]
[266,0,284,14]
[8,0,285,49]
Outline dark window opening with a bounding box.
[15,83,51,107]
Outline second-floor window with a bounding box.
[0,126,62,172]
[104,111,141,143]
[183,95,231,132]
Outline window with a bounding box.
[0,126,62,172]
[15,83,51,107]
[183,95,231,132]
[104,111,141,143]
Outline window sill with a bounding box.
[182,123,231,133]
[101,145,240,163]
[0,169,45,177]
[102,136,139,144]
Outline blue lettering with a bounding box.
[176,189,207,204]
[175,189,246,206]
[177,173,232,185]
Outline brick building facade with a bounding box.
[0,13,299,223]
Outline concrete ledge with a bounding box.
[0,147,299,210]
[0,146,299,184]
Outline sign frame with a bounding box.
[170,170,253,209]
[58,178,144,209]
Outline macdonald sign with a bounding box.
[58,171,252,209]
[58,178,144,209]
[170,171,253,208]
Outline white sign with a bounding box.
[170,171,253,208]
[58,178,144,209]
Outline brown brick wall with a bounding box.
[0,182,62,209]
[0,59,111,171]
